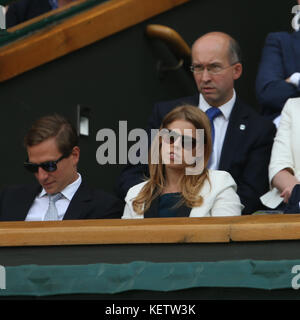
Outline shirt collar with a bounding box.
[38,173,82,201]
[198,89,236,121]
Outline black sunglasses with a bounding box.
[24,154,68,173]
[160,129,197,150]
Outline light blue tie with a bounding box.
[205,107,222,144]
[44,193,62,221]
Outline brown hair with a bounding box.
[24,114,78,155]
[133,105,212,214]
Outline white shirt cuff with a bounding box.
[289,72,300,87]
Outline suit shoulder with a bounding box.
[283,97,300,112]
[235,99,258,116]
[155,95,199,109]
[125,181,148,201]
[88,187,125,216]
[90,187,122,203]
[151,95,199,126]
[237,100,275,130]
[248,109,274,127]
[0,183,39,195]
[265,31,291,41]
[208,170,237,188]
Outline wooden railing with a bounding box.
[145,24,191,60]
[0,0,190,82]
[1,214,300,247]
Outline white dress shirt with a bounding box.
[198,91,236,169]
[25,173,82,221]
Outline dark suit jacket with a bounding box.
[284,184,300,214]
[6,0,52,28]
[0,182,124,221]
[115,94,276,215]
[256,31,300,118]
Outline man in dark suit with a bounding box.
[116,32,276,214]
[0,114,124,221]
[256,31,300,120]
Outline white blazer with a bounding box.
[122,170,243,219]
[261,98,300,208]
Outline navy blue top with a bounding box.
[158,193,181,218]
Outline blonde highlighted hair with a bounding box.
[133,105,212,214]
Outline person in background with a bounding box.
[0,114,124,221]
[6,0,77,28]
[261,97,300,211]
[256,0,300,127]
[122,105,243,219]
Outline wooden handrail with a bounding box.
[145,24,191,60]
[1,214,300,247]
[0,0,190,82]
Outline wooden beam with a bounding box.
[1,214,300,247]
[230,214,300,242]
[0,0,190,81]
[0,217,232,246]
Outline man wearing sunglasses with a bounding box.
[116,32,276,215]
[0,114,124,221]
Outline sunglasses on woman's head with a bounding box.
[24,154,68,173]
[160,129,197,150]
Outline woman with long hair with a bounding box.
[122,105,243,218]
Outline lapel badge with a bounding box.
[239,124,246,131]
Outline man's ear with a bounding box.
[233,63,242,80]
[71,146,80,165]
